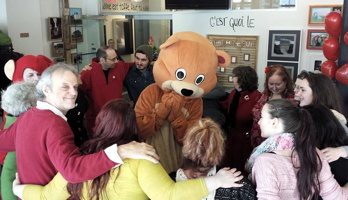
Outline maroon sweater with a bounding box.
[0,107,116,185]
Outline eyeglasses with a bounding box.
[106,57,118,62]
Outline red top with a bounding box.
[79,58,133,134]
[0,107,116,185]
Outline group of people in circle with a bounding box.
[0,52,348,199]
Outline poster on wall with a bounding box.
[100,0,149,12]
[267,30,301,62]
[48,17,62,40]
[207,34,259,90]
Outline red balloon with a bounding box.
[321,60,337,78]
[322,37,339,61]
[344,32,348,46]
[336,64,348,85]
[325,12,342,38]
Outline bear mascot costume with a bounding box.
[135,31,231,172]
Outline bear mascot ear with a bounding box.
[216,50,231,68]
[4,59,15,81]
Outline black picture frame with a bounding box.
[268,30,301,62]
[267,61,298,81]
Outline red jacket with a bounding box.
[79,58,133,134]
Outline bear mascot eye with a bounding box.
[195,74,205,85]
[175,68,186,80]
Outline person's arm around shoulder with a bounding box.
[136,160,243,200]
[79,64,92,91]
[13,173,70,200]
[115,141,159,164]
[318,151,348,199]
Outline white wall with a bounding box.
[0,0,7,33]
[172,0,343,91]
[6,0,45,55]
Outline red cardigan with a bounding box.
[0,107,116,185]
[79,59,133,134]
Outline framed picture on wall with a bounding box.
[268,30,301,62]
[48,17,62,40]
[70,26,83,43]
[306,29,329,50]
[69,8,82,25]
[308,5,343,26]
[267,61,299,81]
[51,42,64,57]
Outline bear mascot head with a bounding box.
[153,31,230,98]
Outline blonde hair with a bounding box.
[182,118,225,167]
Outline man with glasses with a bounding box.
[80,45,133,135]
[124,45,155,107]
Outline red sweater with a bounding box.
[79,59,133,134]
[0,107,116,185]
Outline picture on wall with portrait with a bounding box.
[267,30,301,62]
[306,29,329,50]
[48,17,62,40]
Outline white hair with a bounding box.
[1,82,37,116]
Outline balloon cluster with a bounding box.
[321,12,348,85]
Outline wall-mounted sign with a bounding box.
[101,0,149,12]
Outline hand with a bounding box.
[215,168,244,188]
[156,91,173,119]
[12,173,25,199]
[82,64,92,71]
[161,89,175,108]
[204,168,243,192]
[118,141,159,164]
[321,147,347,162]
[344,182,348,192]
[78,74,83,85]
[169,91,185,114]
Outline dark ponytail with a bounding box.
[294,107,321,200]
[266,99,322,200]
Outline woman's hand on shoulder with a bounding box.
[204,167,243,192]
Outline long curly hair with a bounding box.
[67,99,138,200]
